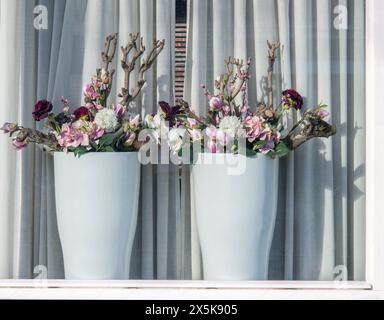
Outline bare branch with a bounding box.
[118,35,164,107]
[126,38,165,106]
[283,112,337,150]
[267,41,280,110]
[101,33,118,71]
[12,127,61,151]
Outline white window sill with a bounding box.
[0,280,381,300]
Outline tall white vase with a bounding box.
[192,153,279,280]
[54,152,140,280]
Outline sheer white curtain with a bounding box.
[185,0,365,280]
[0,0,190,280]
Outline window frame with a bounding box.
[0,0,383,299]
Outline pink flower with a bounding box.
[189,129,203,141]
[244,116,265,142]
[12,139,28,150]
[61,96,70,113]
[85,102,95,110]
[187,118,198,129]
[209,96,223,111]
[83,84,100,100]
[258,128,281,154]
[260,141,276,154]
[207,139,218,153]
[228,82,236,93]
[317,109,329,119]
[58,123,90,152]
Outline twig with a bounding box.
[129,39,165,103]
[119,35,165,107]
[267,41,280,110]
[283,112,337,150]
[12,127,61,151]
[102,33,118,71]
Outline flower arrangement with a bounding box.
[1,33,165,157]
[157,41,336,159]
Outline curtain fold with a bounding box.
[184,0,365,280]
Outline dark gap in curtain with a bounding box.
[331,0,345,275]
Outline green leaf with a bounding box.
[103,146,115,152]
[70,146,88,158]
[245,148,257,157]
[274,142,291,158]
[252,140,267,151]
[89,141,99,150]
[98,134,115,148]
[223,74,229,85]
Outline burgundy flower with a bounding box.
[159,101,181,127]
[282,89,304,111]
[33,100,53,121]
[73,106,92,121]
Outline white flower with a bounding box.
[168,128,185,154]
[145,113,162,129]
[145,113,169,144]
[218,116,245,138]
[94,108,119,133]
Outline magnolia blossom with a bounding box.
[113,104,127,119]
[218,116,245,138]
[129,114,140,128]
[1,122,17,133]
[124,131,136,147]
[189,129,203,142]
[94,108,119,133]
[145,113,168,143]
[205,126,227,153]
[209,96,223,111]
[244,115,265,142]
[187,118,198,129]
[58,123,90,152]
[168,128,185,154]
[83,83,100,100]
[145,113,162,129]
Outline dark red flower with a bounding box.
[33,100,53,121]
[159,101,181,127]
[282,89,304,111]
[73,107,92,121]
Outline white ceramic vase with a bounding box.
[54,152,140,280]
[191,153,279,280]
